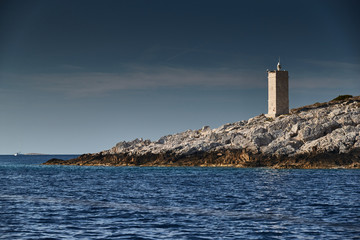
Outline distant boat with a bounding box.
[14,152,22,156]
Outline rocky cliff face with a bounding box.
[44,96,360,168]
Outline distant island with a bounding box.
[44,95,360,169]
[25,153,47,155]
[13,152,45,156]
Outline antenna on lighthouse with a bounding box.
[277,57,281,71]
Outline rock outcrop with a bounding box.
[44,96,360,168]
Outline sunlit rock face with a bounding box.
[103,97,360,158]
[44,96,360,168]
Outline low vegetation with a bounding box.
[331,95,353,102]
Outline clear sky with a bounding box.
[1,0,359,154]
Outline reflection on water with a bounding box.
[0,155,359,239]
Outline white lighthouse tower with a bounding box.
[267,59,289,118]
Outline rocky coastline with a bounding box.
[44,96,360,169]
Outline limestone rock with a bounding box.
[101,96,360,159]
[45,96,360,168]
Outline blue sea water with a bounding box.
[0,155,359,239]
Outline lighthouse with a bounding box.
[267,59,289,118]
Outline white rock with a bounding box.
[100,98,360,157]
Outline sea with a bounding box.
[0,155,359,239]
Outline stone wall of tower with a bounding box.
[267,70,289,118]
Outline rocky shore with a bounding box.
[44,96,360,169]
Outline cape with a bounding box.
[44,96,360,169]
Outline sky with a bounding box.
[0,0,359,154]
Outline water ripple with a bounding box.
[0,155,359,239]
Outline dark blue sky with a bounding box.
[1,0,359,154]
